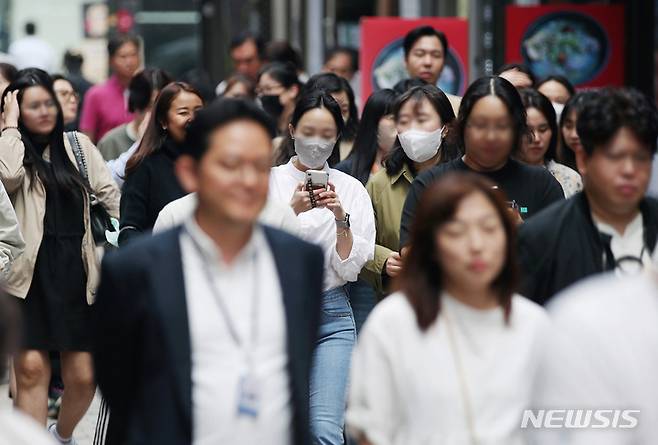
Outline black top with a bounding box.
[119,138,186,245]
[518,192,658,305]
[21,155,89,351]
[93,226,324,445]
[399,157,565,247]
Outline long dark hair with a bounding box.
[558,91,594,170]
[384,84,458,177]
[302,72,359,141]
[454,76,528,156]
[348,89,397,184]
[275,90,345,167]
[519,88,558,163]
[398,172,517,330]
[1,69,87,193]
[125,81,203,176]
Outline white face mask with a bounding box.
[398,126,445,163]
[376,120,398,152]
[294,135,335,168]
[552,102,565,123]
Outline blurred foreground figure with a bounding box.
[0,294,55,445]
[93,99,323,445]
[531,266,658,444]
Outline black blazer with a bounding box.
[93,225,324,445]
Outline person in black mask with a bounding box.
[518,87,658,305]
[256,62,302,137]
[119,82,204,245]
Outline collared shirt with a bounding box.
[80,75,133,142]
[363,163,414,293]
[268,158,375,291]
[153,193,300,236]
[180,218,291,445]
[595,212,652,275]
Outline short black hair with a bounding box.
[392,77,428,95]
[63,50,84,72]
[128,68,173,113]
[496,62,536,87]
[25,22,36,35]
[108,34,140,58]
[230,31,266,60]
[577,88,658,156]
[403,26,449,59]
[324,47,359,72]
[266,41,304,72]
[183,98,276,160]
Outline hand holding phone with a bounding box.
[290,181,323,215]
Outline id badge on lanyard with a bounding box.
[237,371,260,418]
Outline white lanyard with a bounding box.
[185,227,260,368]
[443,309,480,445]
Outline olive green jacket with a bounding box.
[362,163,415,295]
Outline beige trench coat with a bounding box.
[0,128,120,304]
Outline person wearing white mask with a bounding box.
[536,75,575,123]
[364,85,458,298]
[400,76,565,248]
[268,90,375,445]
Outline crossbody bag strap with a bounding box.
[65,131,89,182]
[65,131,99,203]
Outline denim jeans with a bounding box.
[309,286,356,445]
[345,279,377,335]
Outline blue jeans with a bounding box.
[345,279,377,335]
[310,286,356,445]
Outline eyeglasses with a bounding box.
[55,90,79,103]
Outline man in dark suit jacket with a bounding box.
[93,98,323,445]
[519,87,658,305]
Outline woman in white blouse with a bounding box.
[516,88,582,198]
[347,172,548,445]
[269,90,375,445]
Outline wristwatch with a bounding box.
[335,213,351,229]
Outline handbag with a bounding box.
[65,131,115,246]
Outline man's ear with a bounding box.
[574,146,588,177]
[175,155,199,193]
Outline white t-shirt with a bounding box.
[347,291,549,445]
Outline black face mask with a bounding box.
[260,94,284,120]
